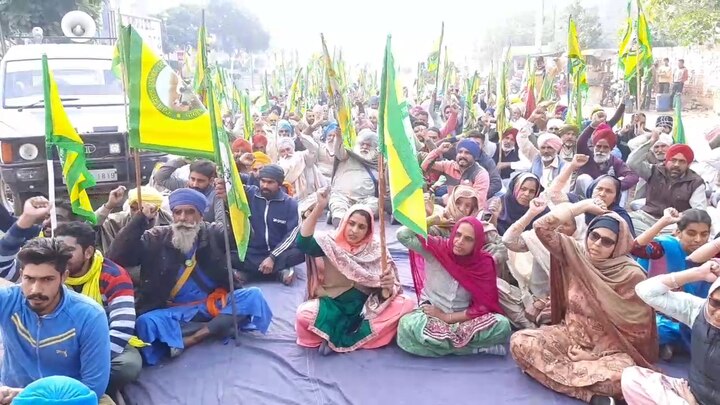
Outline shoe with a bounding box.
[589,395,616,405]
[318,341,334,356]
[474,344,507,356]
[169,347,184,358]
[279,268,295,286]
[660,344,674,361]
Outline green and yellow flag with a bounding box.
[206,68,252,260]
[42,55,97,224]
[567,17,588,127]
[321,34,356,148]
[115,25,214,159]
[287,68,304,115]
[464,72,480,130]
[426,23,444,74]
[193,23,207,102]
[637,0,653,71]
[378,35,427,237]
[496,51,510,137]
[672,95,686,144]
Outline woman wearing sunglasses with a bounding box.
[622,260,720,405]
[509,199,658,405]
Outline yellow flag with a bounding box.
[117,25,214,159]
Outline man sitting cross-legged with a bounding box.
[55,221,143,395]
[107,188,272,366]
[0,197,113,404]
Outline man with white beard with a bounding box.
[328,129,381,226]
[573,123,639,199]
[106,188,273,366]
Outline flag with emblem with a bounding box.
[426,23,444,74]
[378,35,427,237]
[42,54,97,224]
[193,23,207,102]
[567,16,588,127]
[321,34,356,148]
[115,25,214,159]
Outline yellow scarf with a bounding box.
[65,251,148,348]
[65,250,104,304]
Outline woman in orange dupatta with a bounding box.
[509,198,657,404]
[295,188,414,355]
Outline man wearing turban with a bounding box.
[628,131,706,234]
[107,188,273,366]
[327,129,382,226]
[573,123,639,200]
[516,114,567,190]
[277,130,327,201]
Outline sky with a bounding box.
[120,0,552,68]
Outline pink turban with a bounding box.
[591,123,617,149]
[537,133,562,152]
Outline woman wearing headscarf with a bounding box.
[621,262,720,405]
[295,188,414,354]
[585,175,636,237]
[509,199,658,404]
[396,217,511,357]
[502,198,586,327]
[491,173,542,235]
[426,185,480,237]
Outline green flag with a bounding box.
[672,95,686,144]
[378,35,427,237]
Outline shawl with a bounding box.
[497,172,542,235]
[584,175,636,237]
[314,205,400,319]
[65,250,105,304]
[427,185,480,231]
[415,217,503,318]
[549,212,658,368]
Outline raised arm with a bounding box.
[627,130,657,180]
[421,142,454,173]
[396,225,428,256]
[516,122,539,161]
[0,197,51,282]
[635,265,711,328]
[547,154,588,199]
[299,133,319,165]
[576,122,595,156]
[502,197,548,252]
[688,237,720,264]
[301,187,329,238]
[635,208,681,247]
[152,157,189,191]
[607,102,626,127]
[533,199,601,256]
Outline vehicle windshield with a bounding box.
[3,58,125,108]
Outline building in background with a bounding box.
[100,0,163,53]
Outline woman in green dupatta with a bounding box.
[295,187,415,354]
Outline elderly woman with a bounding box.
[491,173,542,235]
[502,197,586,326]
[396,217,511,357]
[295,188,414,354]
[510,199,658,404]
[426,185,480,237]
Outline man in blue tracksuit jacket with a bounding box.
[234,164,304,286]
[0,197,110,402]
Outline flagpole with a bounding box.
[431,22,445,113]
[201,11,241,347]
[377,143,391,300]
[566,16,572,118]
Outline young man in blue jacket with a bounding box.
[230,164,304,286]
[0,197,111,404]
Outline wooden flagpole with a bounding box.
[377,148,391,299]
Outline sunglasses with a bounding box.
[708,297,720,309]
[588,231,617,248]
[548,127,560,131]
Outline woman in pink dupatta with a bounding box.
[294,188,414,355]
[396,217,511,357]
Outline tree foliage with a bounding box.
[647,0,720,45]
[0,0,102,37]
[563,0,606,49]
[156,0,270,54]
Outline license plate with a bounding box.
[63,168,118,184]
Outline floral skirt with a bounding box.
[396,309,511,357]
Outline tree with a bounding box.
[563,1,605,49]
[647,0,720,45]
[0,0,102,37]
[157,0,270,54]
